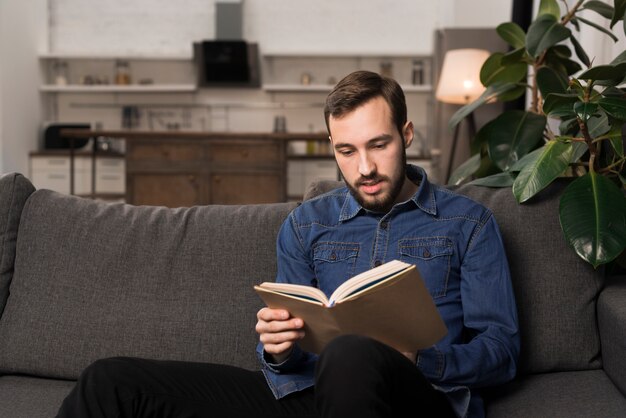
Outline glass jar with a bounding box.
[114,60,132,85]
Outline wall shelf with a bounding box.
[40,84,198,93]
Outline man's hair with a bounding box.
[324,70,407,137]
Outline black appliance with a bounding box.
[43,123,91,149]
[194,40,260,87]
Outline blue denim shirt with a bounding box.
[256,165,520,418]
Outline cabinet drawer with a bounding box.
[127,142,205,162]
[209,142,283,164]
[97,157,125,173]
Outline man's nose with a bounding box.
[358,153,375,177]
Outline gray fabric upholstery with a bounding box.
[0,189,297,379]
[484,370,626,418]
[598,276,626,396]
[0,173,35,316]
[0,376,74,418]
[302,179,604,374]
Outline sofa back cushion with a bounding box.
[304,179,604,374]
[0,189,297,380]
[0,173,35,317]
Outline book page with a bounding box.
[256,282,330,306]
[329,260,412,305]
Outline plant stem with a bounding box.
[562,0,584,25]
[577,116,597,172]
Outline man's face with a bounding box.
[329,96,414,213]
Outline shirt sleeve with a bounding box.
[425,213,520,388]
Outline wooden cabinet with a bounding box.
[124,135,287,207]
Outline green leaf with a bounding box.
[513,140,574,202]
[569,35,591,67]
[496,22,526,48]
[527,15,572,58]
[486,110,547,171]
[578,63,626,81]
[559,117,579,135]
[577,16,619,42]
[587,111,610,137]
[468,172,516,187]
[448,153,481,186]
[598,97,626,120]
[501,47,527,65]
[448,83,519,130]
[607,124,625,157]
[583,1,615,19]
[609,49,626,65]
[542,93,578,117]
[509,146,545,172]
[570,141,589,163]
[538,0,561,19]
[480,53,527,86]
[574,102,599,121]
[559,172,626,267]
[611,0,626,29]
[536,66,568,97]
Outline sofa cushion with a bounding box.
[0,189,297,379]
[484,370,626,418]
[0,376,74,418]
[303,178,604,374]
[0,173,35,317]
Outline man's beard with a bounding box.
[344,153,407,214]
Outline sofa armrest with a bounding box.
[598,275,626,396]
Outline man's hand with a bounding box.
[256,307,305,364]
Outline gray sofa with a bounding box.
[0,171,624,418]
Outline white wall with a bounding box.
[0,0,47,175]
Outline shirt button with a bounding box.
[374,260,382,267]
[380,221,388,229]
[423,249,431,258]
[330,252,337,261]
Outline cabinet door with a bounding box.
[210,172,284,204]
[128,174,206,208]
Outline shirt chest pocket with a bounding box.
[398,238,453,298]
[312,242,360,291]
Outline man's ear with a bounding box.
[402,121,414,148]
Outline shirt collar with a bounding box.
[338,164,437,222]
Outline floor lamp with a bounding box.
[435,48,490,184]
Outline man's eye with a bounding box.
[339,150,354,156]
[373,143,386,149]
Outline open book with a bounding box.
[254,259,447,354]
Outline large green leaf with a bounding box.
[583,0,615,19]
[578,62,626,81]
[538,0,561,19]
[536,66,568,97]
[577,16,620,41]
[598,97,626,120]
[587,111,610,137]
[480,53,528,86]
[469,172,516,187]
[569,35,591,67]
[527,15,571,58]
[607,124,625,157]
[574,102,599,122]
[448,153,481,186]
[611,0,626,28]
[496,22,526,48]
[486,110,547,171]
[559,172,626,267]
[542,93,578,117]
[448,83,519,130]
[513,140,574,202]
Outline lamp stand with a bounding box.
[445,111,477,184]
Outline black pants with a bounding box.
[56,335,456,418]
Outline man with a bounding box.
[57,70,519,418]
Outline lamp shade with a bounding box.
[435,48,490,105]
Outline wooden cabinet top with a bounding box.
[59,130,329,142]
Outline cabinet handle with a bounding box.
[213,176,221,184]
[162,150,171,158]
[241,150,249,158]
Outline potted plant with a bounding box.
[448,0,626,269]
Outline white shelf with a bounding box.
[263,84,432,93]
[39,52,192,61]
[40,84,198,93]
